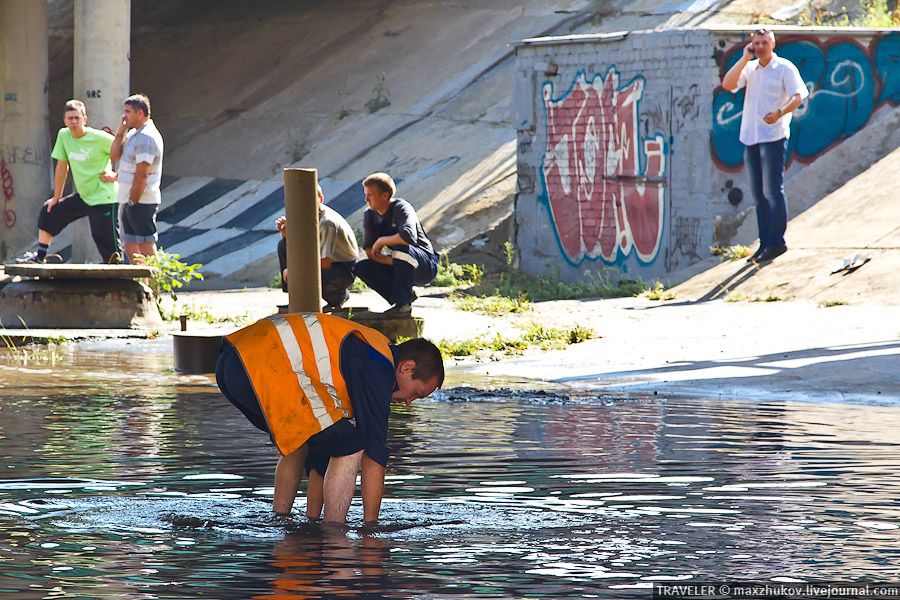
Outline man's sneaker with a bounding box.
[383,303,412,316]
[14,251,42,264]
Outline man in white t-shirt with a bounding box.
[109,94,164,265]
[722,28,808,263]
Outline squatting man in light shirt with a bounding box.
[721,28,809,264]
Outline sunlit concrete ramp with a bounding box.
[40,0,749,280]
[671,145,900,305]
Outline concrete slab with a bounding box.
[0,279,162,329]
[5,264,157,279]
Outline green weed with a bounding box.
[471,266,646,302]
[646,281,676,301]
[449,292,531,314]
[0,317,65,365]
[432,252,483,288]
[711,245,751,261]
[818,299,850,308]
[269,273,283,289]
[724,289,747,302]
[365,72,391,113]
[435,321,594,358]
[139,249,203,302]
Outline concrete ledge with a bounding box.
[4,264,157,279]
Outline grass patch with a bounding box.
[435,321,595,358]
[724,289,747,302]
[0,317,67,365]
[818,299,850,308]
[449,292,531,314]
[710,244,751,261]
[470,266,646,302]
[162,302,254,326]
[432,251,483,288]
[725,289,783,302]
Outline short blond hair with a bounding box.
[363,172,396,197]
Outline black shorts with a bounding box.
[305,418,369,477]
[37,192,120,263]
[120,202,158,243]
[216,342,367,476]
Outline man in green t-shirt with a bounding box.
[16,100,120,264]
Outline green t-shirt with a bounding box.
[50,127,117,206]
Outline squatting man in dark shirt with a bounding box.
[353,172,439,315]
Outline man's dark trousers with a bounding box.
[744,138,788,253]
[354,245,438,306]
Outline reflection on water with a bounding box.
[1,345,900,598]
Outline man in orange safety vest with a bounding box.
[216,312,444,524]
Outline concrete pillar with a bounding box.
[0,0,51,260]
[72,0,130,262]
[283,168,322,313]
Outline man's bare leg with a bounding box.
[360,454,386,523]
[38,230,52,245]
[306,469,324,519]
[138,241,157,258]
[124,242,142,265]
[322,450,363,523]
[273,445,307,515]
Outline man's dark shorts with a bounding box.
[37,192,120,263]
[215,342,367,477]
[120,202,158,244]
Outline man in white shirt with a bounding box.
[722,28,808,263]
[109,94,164,265]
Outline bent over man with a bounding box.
[721,28,808,264]
[18,100,119,264]
[216,313,443,523]
[353,173,438,315]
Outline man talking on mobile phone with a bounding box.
[721,28,808,264]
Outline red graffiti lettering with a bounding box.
[542,70,666,264]
[1,158,15,229]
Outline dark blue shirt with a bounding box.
[339,334,398,467]
[362,198,435,254]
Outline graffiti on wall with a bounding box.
[1,160,15,229]
[712,32,900,170]
[541,69,667,266]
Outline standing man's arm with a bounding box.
[43,160,69,212]
[361,454,386,523]
[129,162,150,204]
[722,42,754,92]
[110,115,128,162]
[763,93,803,125]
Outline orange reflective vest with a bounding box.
[224,313,393,456]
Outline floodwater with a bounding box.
[2,341,900,599]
